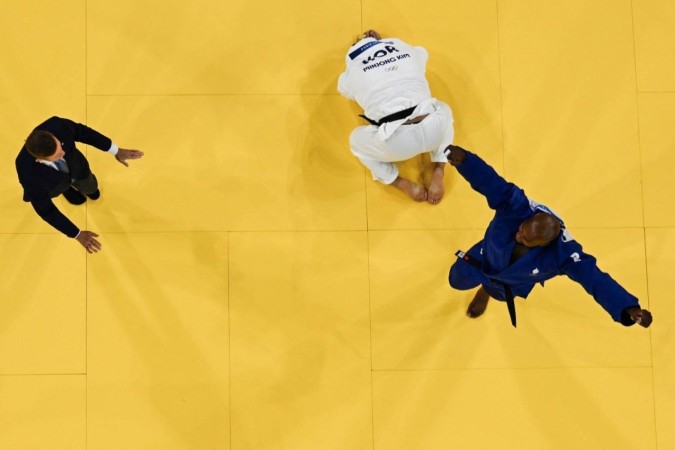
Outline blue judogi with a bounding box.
[449,151,640,325]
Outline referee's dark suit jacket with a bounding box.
[15,116,113,238]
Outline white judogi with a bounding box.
[338,37,454,184]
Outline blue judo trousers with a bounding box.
[448,151,640,326]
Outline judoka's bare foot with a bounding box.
[393,177,428,202]
[467,286,490,318]
[427,163,445,205]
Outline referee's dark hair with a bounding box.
[25,130,57,158]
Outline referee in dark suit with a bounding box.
[15,117,143,253]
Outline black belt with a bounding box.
[455,250,517,328]
[359,106,417,126]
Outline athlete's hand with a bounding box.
[444,145,467,166]
[626,307,653,328]
[75,230,102,253]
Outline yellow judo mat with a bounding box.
[1,0,674,448]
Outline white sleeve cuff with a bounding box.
[108,143,119,156]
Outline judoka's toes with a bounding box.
[409,184,428,202]
[427,189,443,205]
[466,305,485,318]
[427,168,445,205]
[466,290,490,318]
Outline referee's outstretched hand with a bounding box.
[76,230,102,254]
[115,148,144,167]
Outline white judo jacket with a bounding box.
[338,37,432,122]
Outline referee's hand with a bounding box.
[115,148,144,167]
[76,230,102,254]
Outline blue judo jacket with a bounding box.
[451,151,639,326]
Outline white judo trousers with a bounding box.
[338,37,454,184]
[349,99,454,184]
